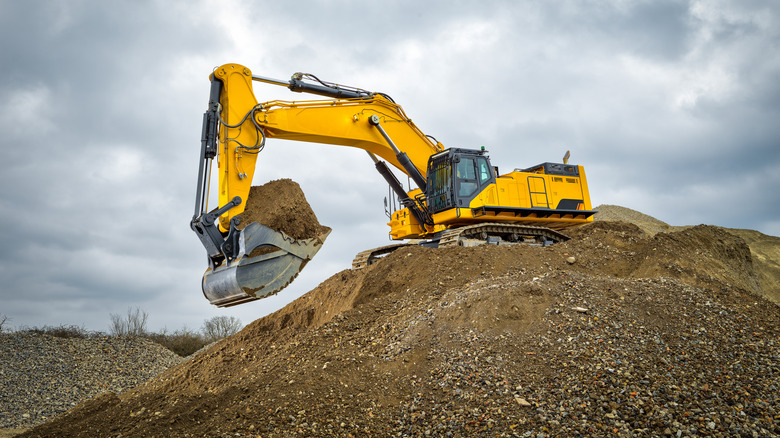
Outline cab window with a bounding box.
[456,157,477,197]
[477,157,491,184]
[456,158,475,179]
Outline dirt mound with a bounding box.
[566,222,762,295]
[593,204,780,305]
[724,228,780,304]
[593,204,674,235]
[21,219,779,437]
[237,179,330,240]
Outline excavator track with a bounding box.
[438,223,570,248]
[351,223,569,269]
[351,242,414,269]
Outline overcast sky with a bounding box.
[1,0,778,332]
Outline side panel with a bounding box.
[494,177,520,207]
[428,164,595,231]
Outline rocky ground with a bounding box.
[595,205,780,305]
[0,333,182,434]
[8,207,778,437]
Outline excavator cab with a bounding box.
[426,148,496,213]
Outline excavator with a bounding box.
[191,63,595,307]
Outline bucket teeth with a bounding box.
[202,223,331,307]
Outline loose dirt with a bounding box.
[595,204,780,305]
[236,179,330,240]
[721,228,780,305]
[13,204,780,437]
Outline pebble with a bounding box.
[0,332,182,430]
[373,271,779,437]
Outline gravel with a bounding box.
[10,221,780,437]
[382,271,780,437]
[0,332,182,430]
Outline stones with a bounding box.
[0,332,182,430]
[514,397,532,407]
[9,221,780,437]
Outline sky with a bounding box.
[1,0,778,332]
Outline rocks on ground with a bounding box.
[18,220,780,438]
[0,333,182,431]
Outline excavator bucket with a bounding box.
[202,223,331,307]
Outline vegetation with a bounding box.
[22,324,98,339]
[109,307,149,337]
[145,327,209,357]
[5,309,244,357]
[201,316,243,342]
[146,315,244,356]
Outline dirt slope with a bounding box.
[21,221,779,437]
[723,228,780,304]
[593,204,675,236]
[595,204,780,305]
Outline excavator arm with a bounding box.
[191,63,443,307]
[207,63,441,233]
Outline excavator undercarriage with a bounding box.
[351,223,573,269]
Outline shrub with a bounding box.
[24,324,97,338]
[109,307,148,336]
[201,316,243,342]
[146,327,209,357]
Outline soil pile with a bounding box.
[595,204,780,305]
[20,219,779,437]
[237,179,330,240]
[594,204,673,236]
[720,228,780,305]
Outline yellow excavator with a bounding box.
[191,63,595,307]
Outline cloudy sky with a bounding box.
[1,0,778,332]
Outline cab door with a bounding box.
[455,155,495,207]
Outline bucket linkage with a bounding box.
[191,199,330,307]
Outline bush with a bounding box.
[23,324,97,339]
[201,316,243,342]
[146,327,209,357]
[100,310,242,357]
[0,314,8,333]
[109,307,148,336]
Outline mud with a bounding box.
[237,179,330,241]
